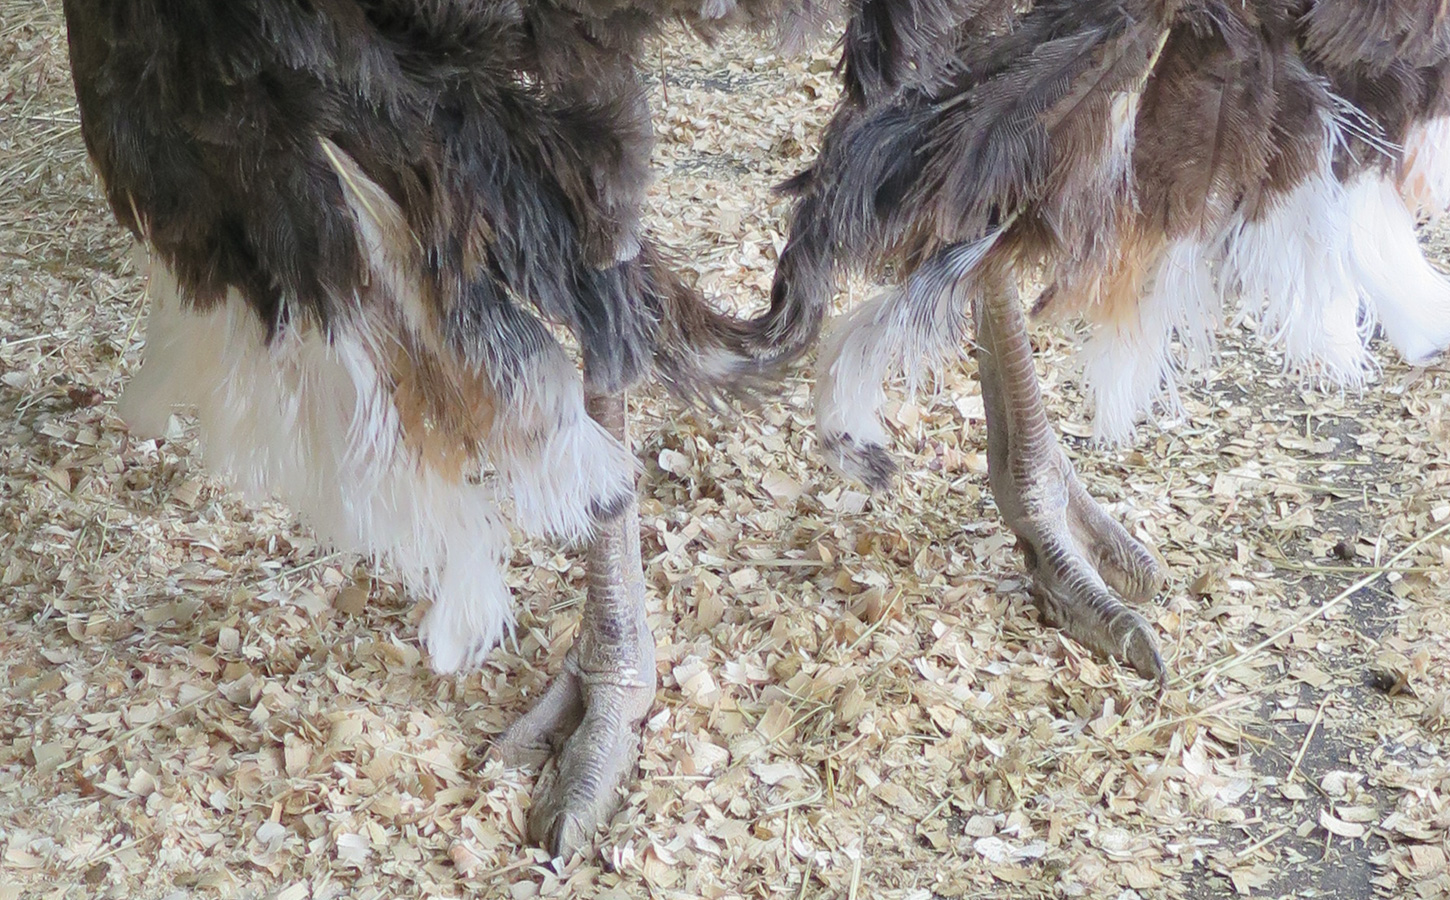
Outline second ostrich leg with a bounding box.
[973,264,1166,682]
[494,388,656,857]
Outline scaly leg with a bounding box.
[493,388,656,857]
[974,264,1165,682]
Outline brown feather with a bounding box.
[1036,17,1170,267]
[1133,4,1277,240]
[1302,0,1450,73]
[1240,47,1336,222]
[917,0,1179,249]
[1040,214,1167,324]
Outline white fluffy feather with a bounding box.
[1400,116,1450,220]
[1348,173,1450,365]
[120,259,515,674]
[1222,159,1375,386]
[814,286,911,468]
[487,349,637,541]
[1081,238,1218,444]
[1075,112,1441,439]
[814,235,997,481]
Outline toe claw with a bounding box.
[545,812,590,861]
[1006,467,1168,682]
[1118,611,1165,684]
[525,716,642,859]
[1029,558,1165,684]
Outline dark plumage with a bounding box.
[64,0,794,397]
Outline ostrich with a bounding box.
[61,0,821,856]
[774,0,1450,683]
[62,0,1450,859]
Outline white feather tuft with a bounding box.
[813,236,996,483]
[1222,147,1375,386]
[1400,116,1450,221]
[488,348,637,542]
[814,287,908,471]
[1080,238,1218,444]
[1076,112,1410,439]
[1347,173,1450,365]
[121,258,516,674]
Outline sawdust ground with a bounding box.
[2,5,1449,899]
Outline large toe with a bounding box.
[525,687,646,858]
[492,658,653,860]
[492,667,584,767]
[1030,541,1165,683]
[1067,480,1164,605]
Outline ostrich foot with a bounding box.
[994,440,1165,682]
[974,264,1165,683]
[493,627,655,857]
[493,386,656,858]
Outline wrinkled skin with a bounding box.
[492,389,657,858]
[974,265,1165,683]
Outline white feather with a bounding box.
[487,348,637,542]
[1221,136,1375,386]
[1081,238,1218,444]
[813,235,996,481]
[1077,111,1408,439]
[1347,173,1450,365]
[1400,116,1450,220]
[121,258,515,674]
[814,287,909,467]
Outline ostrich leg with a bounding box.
[494,388,656,857]
[973,264,1166,682]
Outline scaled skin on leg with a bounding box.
[492,388,657,858]
[974,263,1165,683]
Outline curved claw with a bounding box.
[991,443,1167,681]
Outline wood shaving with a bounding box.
[2,7,1448,898]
